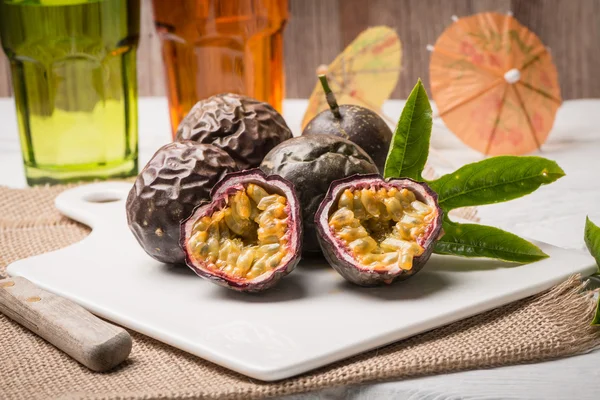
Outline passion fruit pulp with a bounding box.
[260,134,378,254]
[315,174,443,286]
[181,169,302,292]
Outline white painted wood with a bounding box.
[4,181,596,381]
[0,277,132,372]
[283,351,600,400]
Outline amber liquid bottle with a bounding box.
[152,0,288,137]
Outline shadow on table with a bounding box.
[209,272,307,303]
[335,271,452,301]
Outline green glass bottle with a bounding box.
[0,0,140,185]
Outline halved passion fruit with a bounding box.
[315,174,444,286]
[181,169,302,292]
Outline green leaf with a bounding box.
[584,217,600,326]
[434,219,549,263]
[584,217,600,270]
[593,297,600,326]
[429,156,565,210]
[383,79,432,181]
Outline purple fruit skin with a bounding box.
[303,105,393,172]
[175,93,293,170]
[260,134,378,254]
[315,174,444,286]
[181,169,303,293]
[126,141,237,265]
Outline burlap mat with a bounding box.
[1,184,599,400]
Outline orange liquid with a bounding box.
[152,0,288,137]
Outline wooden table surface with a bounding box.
[0,0,599,100]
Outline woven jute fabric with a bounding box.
[1,184,599,400]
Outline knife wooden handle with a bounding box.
[0,277,131,372]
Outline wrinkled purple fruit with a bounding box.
[260,134,378,254]
[315,174,444,286]
[126,141,237,265]
[303,105,393,172]
[175,93,293,170]
[181,169,302,292]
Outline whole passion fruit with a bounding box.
[302,75,393,171]
[260,134,378,254]
[181,169,302,292]
[126,141,237,265]
[315,174,443,286]
[175,93,293,170]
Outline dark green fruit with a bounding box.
[315,174,444,286]
[260,134,378,254]
[303,105,393,172]
[302,75,393,171]
[175,93,293,170]
[126,141,237,265]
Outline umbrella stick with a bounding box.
[318,75,342,119]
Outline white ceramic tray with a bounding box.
[6,182,597,381]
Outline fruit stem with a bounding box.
[318,74,341,119]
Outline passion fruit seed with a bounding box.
[328,187,434,272]
[187,184,289,281]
